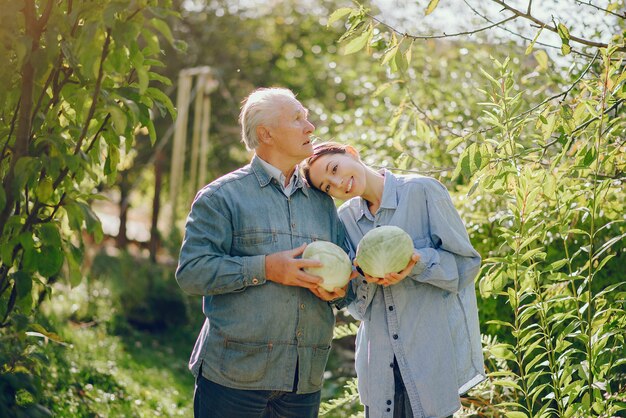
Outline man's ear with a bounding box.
[257,125,271,144]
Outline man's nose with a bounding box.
[305,119,315,133]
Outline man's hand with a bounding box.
[354,251,420,287]
[265,243,323,290]
[309,269,357,301]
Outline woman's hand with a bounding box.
[381,251,420,286]
[354,251,420,287]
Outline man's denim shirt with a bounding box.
[176,156,344,394]
[342,171,485,418]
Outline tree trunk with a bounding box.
[149,150,163,262]
[116,173,129,248]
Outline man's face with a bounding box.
[266,97,315,162]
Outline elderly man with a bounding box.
[176,87,347,418]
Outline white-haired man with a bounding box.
[176,87,348,418]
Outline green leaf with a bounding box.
[534,50,549,71]
[547,259,567,270]
[28,323,65,344]
[136,65,150,95]
[35,177,53,202]
[525,26,544,55]
[494,379,522,391]
[446,135,466,153]
[107,105,128,135]
[37,245,64,277]
[381,44,399,66]
[394,46,408,72]
[490,343,516,360]
[557,23,570,41]
[146,119,157,145]
[425,0,440,15]
[148,71,172,86]
[77,201,103,243]
[0,185,5,213]
[150,18,174,45]
[63,201,83,232]
[557,23,571,55]
[13,271,32,301]
[342,27,371,55]
[38,223,62,247]
[146,87,176,119]
[328,7,353,26]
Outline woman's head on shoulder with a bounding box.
[301,141,366,199]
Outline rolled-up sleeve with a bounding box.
[175,190,266,296]
[409,180,481,293]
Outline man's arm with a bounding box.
[176,192,324,296]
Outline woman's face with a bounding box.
[307,152,366,199]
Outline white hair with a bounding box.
[239,87,297,151]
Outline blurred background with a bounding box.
[0,0,624,416]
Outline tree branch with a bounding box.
[369,13,518,40]
[0,0,38,235]
[0,98,21,165]
[490,0,624,52]
[573,0,625,19]
[462,0,560,52]
[74,29,111,154]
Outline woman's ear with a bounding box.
[257,125,271,144]
[345,145,360,159]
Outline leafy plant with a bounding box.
[0,0,178,414]
[328,1,625,416]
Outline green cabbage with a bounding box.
[302,241,352,291]
[355,225,414,278]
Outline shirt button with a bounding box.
[393,334,398,340]
[252,278,259,285]
[387,400,392,405]
[300,303,305,309]
[291,223,296,228]
[386,408,391,412]
[388,306,394,311]
[297,330,303,337]
[389,363,394,368]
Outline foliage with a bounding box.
[90,250,188,331]
[39,274,199,417]
[0,0,178,414]
[328,0,625,416]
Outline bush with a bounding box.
[90,250,190,332]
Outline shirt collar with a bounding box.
[251,155,308,196]
[356,169,398,220]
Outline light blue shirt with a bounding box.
[340,170,485,418]
[176,155,345,393]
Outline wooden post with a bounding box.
[167,71,192,233]
[189,73,206,199]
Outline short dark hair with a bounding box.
[301,142,350,190]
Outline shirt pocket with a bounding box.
[232,229,277,255]
[308,345,331,387]
[220,340,273,383]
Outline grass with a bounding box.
[36,270,201,418]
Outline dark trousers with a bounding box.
[193,370,321,418]
[365,358,454,417]
[366,357,413,418]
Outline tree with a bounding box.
[0,1,177,414]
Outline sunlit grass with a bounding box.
[38,277,198,417]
